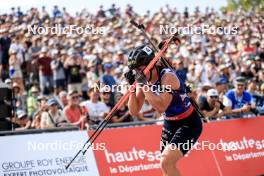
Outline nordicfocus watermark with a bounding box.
[160,137,264,152]
[27,24,107,35]
[90,82,172,94]
[160,24,238,35]
[27,140,106,151]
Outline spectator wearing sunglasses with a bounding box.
[64,90,88,129]
[223,77,256,118]
[199,89,230,122]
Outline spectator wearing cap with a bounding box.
[64,49,82,94]
[199,89,230,122]
[215,77,228,101]
[81,87,109,124]
[35,47,53,95]
[240,57,255,80]
[101,63,116,87]
[57,91,68,109]
[247,78,262,107]
[13,82,26,111]
[64,90,87,128]
[197,82,213,102]
[223,77,256,118]
[101,63,116,105]
[218,64,230,83]
[4,79,12,86]
[100,87,114,109]
[12,110,31,131]
[40,98,67,129]
[51,53,66,94]
[30,95,48,129]
[26,86,39,118]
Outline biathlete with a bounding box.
[125,45,203,176]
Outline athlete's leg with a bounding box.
[160,144,183,176]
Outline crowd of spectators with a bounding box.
[0,4,263,131]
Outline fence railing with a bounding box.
[0,120,163,136]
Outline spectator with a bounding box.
[199,89,230,122]
[247,78,262,106]
[26,86,39,118]
[101,63,116,87]
[215,77,228,101]
[9,51,23,91]
[186,64,198,85]
[111,93,133,123]
[64,50,82,94]
[0,4,263,130]
[100,87,114,109]
[64,90,87,128]
[256,83,264,115]
[12,110,31,131]
[51,52,66,94]
[81,87,109,124]
[57,91,68,109]
[223,77,256,118]
[36,47,53,95]
[138,100,159,121]
[0,29,11,79]
[31,95,48,129]
[13,82,26,111]
[52,5,62,18]
[173,59,187,82]
[40,98,67,129]
[101,63,116,105]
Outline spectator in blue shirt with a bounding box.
[101,63,116,88]
[223,76,256,118]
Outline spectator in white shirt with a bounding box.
[81,87,109,124]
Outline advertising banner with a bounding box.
[92,117,264,176]
[0,131,99,176]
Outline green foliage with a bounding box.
[221,0,264,12]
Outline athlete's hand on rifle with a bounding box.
[124,70,135,85]
[158,37,181,49]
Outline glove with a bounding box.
[135,71,148,85]
[158,37,181,49]
[124,70,135,85]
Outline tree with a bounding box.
[221,0,264,12]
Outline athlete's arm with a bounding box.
[128,87,145,116]
[143,73,180,113]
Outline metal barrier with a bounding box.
[0,120,163,136]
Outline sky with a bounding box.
[0,0,227,15]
